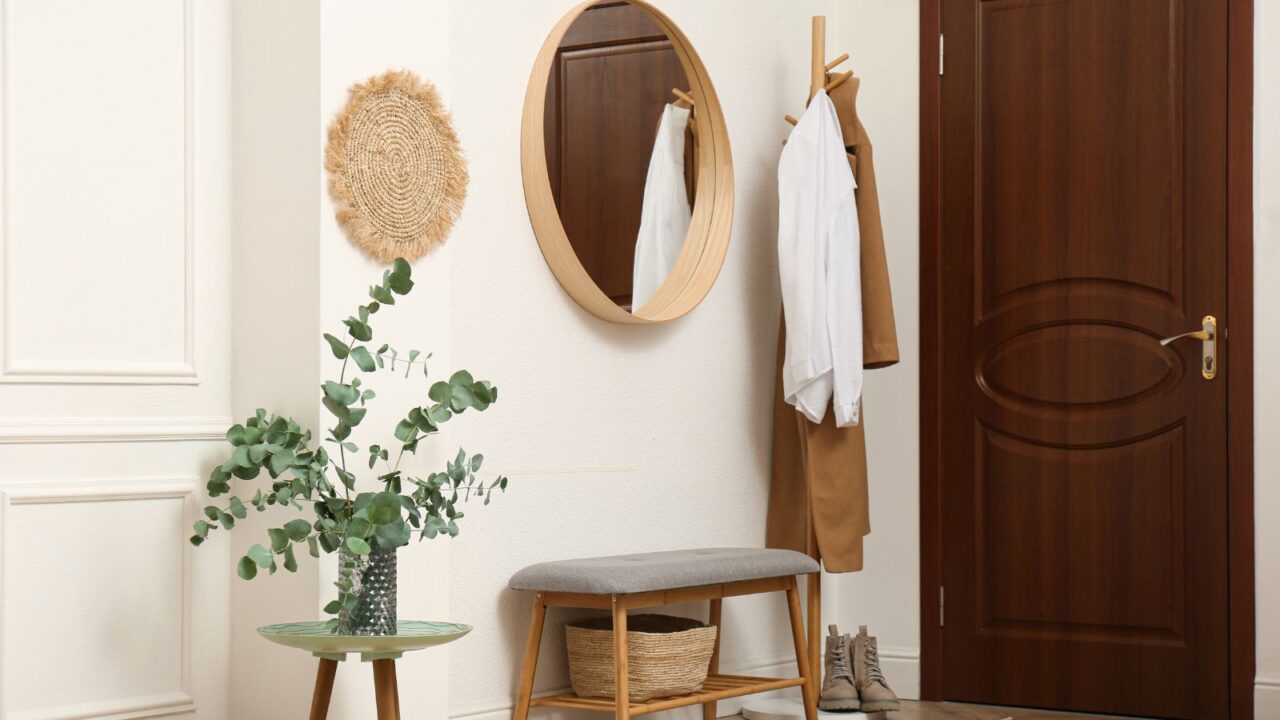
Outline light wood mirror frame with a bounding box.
[521,0,734,324]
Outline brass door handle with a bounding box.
[1159,330,1211,345]
[1159,315,1217,379]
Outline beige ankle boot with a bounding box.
[818,625,861,711]
[852,625,899,712]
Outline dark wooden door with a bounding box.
[938,1,1229,717]
[544,1,689,308]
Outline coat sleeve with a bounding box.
[828,77,900,368]
[849,132,900,368]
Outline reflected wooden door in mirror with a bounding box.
[523,0,733,324]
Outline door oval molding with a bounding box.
[520,0,734,324]
[976,322,1184,414]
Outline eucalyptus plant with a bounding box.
[189,258,506,627]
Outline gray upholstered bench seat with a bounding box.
[508,547,819,595]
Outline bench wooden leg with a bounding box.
[309,658,338,720]
[514,593,548,720]
[785,578,818,720]
[703,598,722,720]
[807,573,821,699]
[613,596,631,720]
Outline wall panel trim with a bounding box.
[0,0,198,386]
[0,416,231,444]
[0,477,198,719]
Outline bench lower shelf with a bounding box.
[531,674,807,717]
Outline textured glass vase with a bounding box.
[337,545,398,636]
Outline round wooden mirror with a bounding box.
[521,0,733,324]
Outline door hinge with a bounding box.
[939,586,945,627]
[939,33,945,76]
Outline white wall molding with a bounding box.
[6,691,196,720]
[0,416,231,444]
[0,0,198,386]
[0,477,198,720]
[876,646,920,700]
[1256,676,1280,719]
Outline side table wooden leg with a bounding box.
[373,659,400,720]
[703,598,722,720]
[786,578,818,720]
[514,593,548,720]
[309,658,338,720]
[613,596,631,720]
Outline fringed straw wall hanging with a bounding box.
[326,70,467,261]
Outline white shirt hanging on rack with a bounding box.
[777,89,863,427]
[632,103,693,311]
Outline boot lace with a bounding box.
[828,641,854,682]
[863,641,888,686]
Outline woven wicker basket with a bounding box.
[565,614,717,702]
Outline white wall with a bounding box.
[227,2,456,719]
[1253,0,1280,713]
[0,0,233,718]
[318,1,455,718]
[444,2,839,718]
[830,0,922,699]
[229,1,321,717]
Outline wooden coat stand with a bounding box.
[751,19,859,713]
[796,15,851,695]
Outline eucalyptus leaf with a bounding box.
[351,346,376,372]
[450,383,475,412]
[248,544,273,568]
[346,537,371,555]
[368,492,401,524]
[323,333,350,359]
[428,382,452,404]
[238,556,258,580]
[349,516,373,538]
[284,519,312,541]
[268,528,289,553]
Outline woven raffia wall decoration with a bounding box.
[326,70,467,261]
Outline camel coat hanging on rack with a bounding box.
[766,75,899,574]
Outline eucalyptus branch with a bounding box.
[191,258,508,630]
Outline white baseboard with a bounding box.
[1257,676,1280,718]
[876,647,919,700]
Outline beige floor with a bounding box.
[732,701,1140,720]
[891,701,1143,719]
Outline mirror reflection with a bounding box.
[543,1,698,312]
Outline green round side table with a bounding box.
[259,620,472,720]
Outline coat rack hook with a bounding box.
[824,70,853,93]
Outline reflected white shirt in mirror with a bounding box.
[777,89,862,427]
[632,103,693,312]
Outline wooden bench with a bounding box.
[509,548,820,720]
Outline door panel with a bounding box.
[939,1,1229,717]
